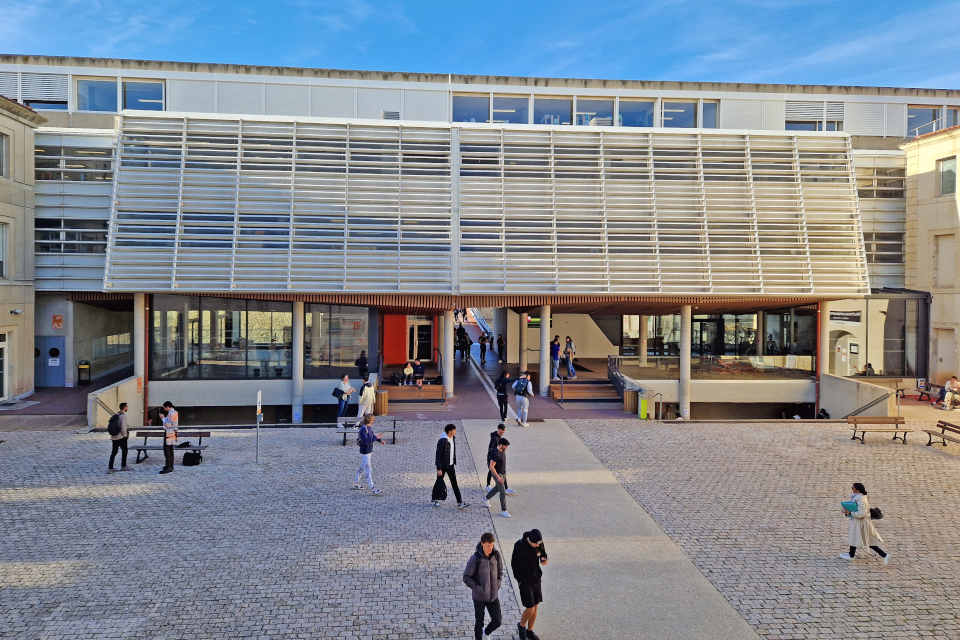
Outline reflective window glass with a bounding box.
[785,121,818,131]
[123,80,164,110]
[947,107,959,128]
[305,304,370,378]
[492,96,528,124]
[618,100,654,127]
[576,98,614,126]
[908,105,940,137]
[940,157,957,195]
[702,101,718,128]
[662,101,696,127]
[246,300,292,378]
[77,79,118,112]
[533,97,572,125]
[453,95,489,123]
[24,100,67,110]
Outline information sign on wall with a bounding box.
[829,310,861,326]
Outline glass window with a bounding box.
[492,95,528,124]
[0,134,7,178]
[533,97,572,125]
[24,100,67,110]
[908,105,940,137]
[305,304,370,378]
[863,232,904,264]
[618,100,654,127]
[702,101,718,128]
[662,101,696,127]
[34,218,109,254]
[123,80,164,110]
[246,301,292,379]
[77,79,118,112]
[576,98,614,126]
[0,223,6,278]
[453,95,489,123]
[939,156,957,195]
[785,121,819,131]
[947,107,959,128]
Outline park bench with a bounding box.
[132,430,211,463]
[847,416,912,444]
[923,420,960,447]
[336,419,400,446]
[916,380,941,402]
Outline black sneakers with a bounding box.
[517,623,527,639]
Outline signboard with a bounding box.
[48,357,60,367]
[849,343,859,355]
[51,314,63,330]
[829,310,861,326]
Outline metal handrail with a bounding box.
[844,391,893,418]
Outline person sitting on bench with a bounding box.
[942,376,960,409]
[403,362,414,386]
[413,360,425,388]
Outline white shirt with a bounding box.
[446,435,455,466]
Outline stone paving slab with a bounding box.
[570,419,960,639]
[0,422,521,640]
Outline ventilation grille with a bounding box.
[21,73,68,101]
[786,101,844,121]
[382,110,400,120]
[0,72,18,100]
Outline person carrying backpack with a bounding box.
[513,372,533,427]
[352,414,384,495]
[107,402,130,473]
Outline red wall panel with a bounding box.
[383,314,408,365]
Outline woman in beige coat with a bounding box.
[355,376,376,424]
[839,482,889,564]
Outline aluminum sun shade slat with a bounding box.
[104,115,868,296]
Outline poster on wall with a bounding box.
[52,314,63,330]
[829,310,861,326]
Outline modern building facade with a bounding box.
[1,55,957,419]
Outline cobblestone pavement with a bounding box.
[570,419,960,640]
[0,422,521,639]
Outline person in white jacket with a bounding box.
[839,482,889,564]
[355,376,376,424]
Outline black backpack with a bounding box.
[182,451,202,466]
[107,412,122,436]
[514,379,529,397]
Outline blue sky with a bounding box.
[3,0,959,88]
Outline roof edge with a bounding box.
[0,94,45,125]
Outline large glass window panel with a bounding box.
[576,98,614,126]
[785,121,819,131]
[77,79,118,112]
[618,100,654,127]
[24,100,67,110]
[305,304,331,377]
[947,107,959,128]
[905,299,919,377]
[330,306,368,367]
[492,96,528,124]
[123,80,164,110]
[453,95,489,123]
[883,299,906,376]
[199,297,247,379]
[305,304,369,377]
[534,97,572,125]
[939,157,957,195]
[150,294,198,379]
[0,134,7,179]
[662,101,696,127]
[702,101,718,128]
[908,105,940,137]
[247,301,292,378]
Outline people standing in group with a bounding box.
[496,335,505,362]
[356,375,376,424]
[479,334,488,365]
[335,374,356,419]
[839,482,888,564]
[464,532,503,640]
[486,423,515,495]
[353,414,384,495]
[413,359,425,388]
[494,371,513,422]
[550,335,561,380]
[483,437,511,518]
[159,401,178,474]
[512,529,548,640]
[403,361,414,386]
[354,350,369,381]
[563,336,577,378]
[513,372,533,427]
[107,402,130,473]
[432,423,469,509]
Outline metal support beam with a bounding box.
[680,304,692,419]
[292,301,304,424]
[539,305,551,396]
[133,293,145,380]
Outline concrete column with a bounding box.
[679,304,692,420]
[64,300,75,387]
[638,315,648,367]
[442,310,454,397]
[539,305,551,396]
[292,301,304,424]
[755,311,764,356]
[519,312,529,371]
[134,293,145,379]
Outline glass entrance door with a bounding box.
[693,317,722,357]
[407,316,434,361]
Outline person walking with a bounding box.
[494,371,513,422]
[512,529,548,640]
[355,375,376,424]
[354,350,369,380]
[335,374,356,418]
[352,414,384,495]
[463,532,503,640]
[513,372,533,427]
[550,335,561,380]
[433,423,469,509]
[485,423,514,495]
[158,404,177,474]
[563,336,577,378]
[483,437,511,518]
[496,335,505,362]
[107,402,130,473]
[479,334,488,365]
[839,482,889,564]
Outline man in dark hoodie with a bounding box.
[511,529,548,640]
[485,423,513,495]
[464,532,503,640]
[494,371,512,422]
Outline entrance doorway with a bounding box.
[934,328,956,384]
[34,335,66,388]
[407,316,434,361]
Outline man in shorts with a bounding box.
[511,528,548,640]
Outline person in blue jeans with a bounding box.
[353,414,384,495]
[335,374,356,418]
[563,336,577,378]
[549,335,561,380]
[513,373,532,427]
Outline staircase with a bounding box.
[549,379,621,403]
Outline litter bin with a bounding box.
[77,360,91,385]
[623,389,638,414]
[375,390,389,416]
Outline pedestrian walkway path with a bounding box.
[461,418,759,640]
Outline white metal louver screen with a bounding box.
[104,114,869,297]
[0,72,18,100]
[20,73,68,101]
[785,101,844,121]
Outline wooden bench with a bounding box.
[847,416,912,444]
[917,381,942,402]
[923,420,960,447]
[132,431,211,463]
[336,419,400,446]
[380,384,445,403]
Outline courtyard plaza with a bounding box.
[4,393,960,637]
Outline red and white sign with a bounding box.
[52,314,63,330]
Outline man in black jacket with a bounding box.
[485,423,512,495]
[464,532,503,640]
[433,423,469,509]
[494,371,512,422]
[511,529,548,640]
